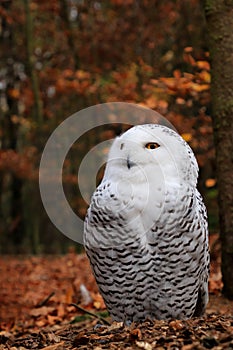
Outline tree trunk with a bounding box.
[59,0,80,70]
[24,0,43,126]
[204,0,233,299]
[23,0,43,253]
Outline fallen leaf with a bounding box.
[129,328,142,341]
[40,343,65,350]
[30,307,55,317]
[135,340,153,350]
[169,320,184,330]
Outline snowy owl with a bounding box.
[84,124,209,322]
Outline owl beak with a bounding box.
[127,155,136,169]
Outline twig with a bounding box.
[70,303,111,325]
[36,292,55,308]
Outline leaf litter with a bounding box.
[0,237,233,349]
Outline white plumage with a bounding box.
[84,124,209,322]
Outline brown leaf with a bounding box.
[135,340,153,350]
[129,328,142,341]
[30,307,55,317]
[64,286,74,304]
[169,320,184,331]
[73,331,89,346]
[57,303,65,318]
[40,343,65,350]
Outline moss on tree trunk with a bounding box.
[205,0,233,299]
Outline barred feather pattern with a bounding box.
[84,124,209,323]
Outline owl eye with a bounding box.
[145,142,160,150]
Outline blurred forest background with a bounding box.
[0,0,216,254]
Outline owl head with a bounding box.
[104,124,198,188]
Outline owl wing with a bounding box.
[193,190,209,316]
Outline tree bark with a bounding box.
[59,0,80,70]
[24,0,43,125]
[204,0,233,299]
[23,0,42,253]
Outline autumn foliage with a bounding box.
[0,0,216,253]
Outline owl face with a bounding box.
[104,124,198,187]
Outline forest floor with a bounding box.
[0,234,233,350]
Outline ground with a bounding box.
[0,234,233,349]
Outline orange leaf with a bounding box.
[57,303,65,318]
[184,46,193,53]
[176,98,186,105]
[65,286,74,304]
[93,301,102,309]
[8,88,20,99]
[181,133,192,142]
[47,314,60,325]
[190,83,209,92]
[196,60,210,71]
[173,69,181,79]
[30,306,55,317]
[144,96,158,109]
[184,53,196,66]
[198,70,211,83]
[205,178,216,188]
